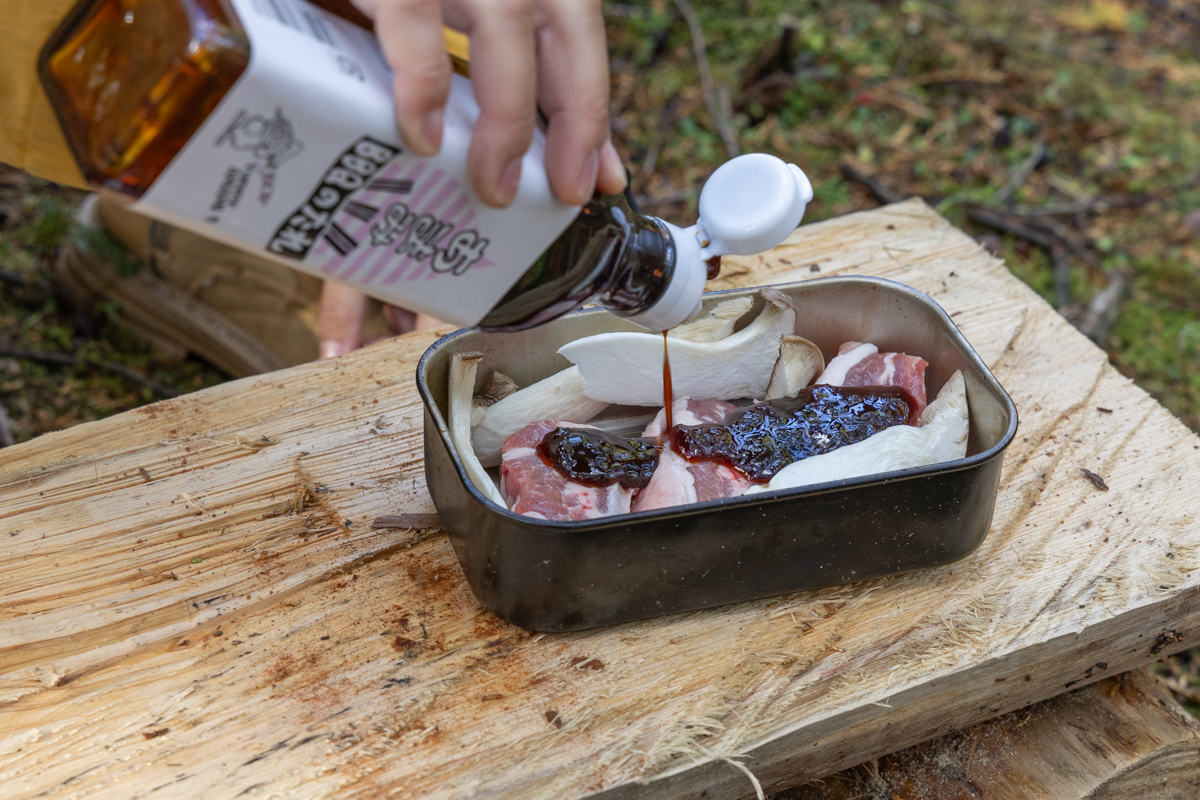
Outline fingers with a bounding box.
[318,282,368,358]
[596,139,628,197]
[445,0,539,207]
[533,0,626,203]
[362,0,621,208]
[363,0,453,156]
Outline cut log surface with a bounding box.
[775,666,1200,800]
[2,199,1199,799]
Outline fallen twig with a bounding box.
[640,94,683,184]
[634,187,700,208]
[988,136,1046,207]
[672,0,740,158]
[0,403,14,448]
[840,161,905,205]
[0,346,180,398]
[1077,273,1128,345]
[1052,248,1072,310]
[1038,215,1104,271]
[1145,0,1200,31]
[967,207,1059,250]
[1010,194,1149,218]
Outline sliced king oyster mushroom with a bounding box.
[764,334,825,400]
[471,371,519,426]
[469,297,758,467]
[477,371,518,406]
[668,295,753,342]
[743,370,969,495]
[449,352,506,506]
[557,288,796,407]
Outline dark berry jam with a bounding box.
[538,427,661,489]
[671,385,913,483]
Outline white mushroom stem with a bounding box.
[449,352,506,506]
[743,370,970,495]
[764,334,825,400]
[471,367,609,467]
[557,288,797,406]
[471,371,519,426]
[669,296,754,342]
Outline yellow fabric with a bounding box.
[0,0,88,187]
[1,0,469,190]
[443,26,470,76]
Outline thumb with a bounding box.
[318,281,368,358]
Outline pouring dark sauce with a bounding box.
[662,330,673,432]
[671,385,914,483]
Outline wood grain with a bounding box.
[776,667,1200,799]
[2,199,1198,799]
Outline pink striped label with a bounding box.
[304,155,496,288]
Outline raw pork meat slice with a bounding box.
[633,398,751,512]
[501,420,632,521]
[815,341,928,419]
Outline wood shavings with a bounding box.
[370,514,442,530]
[179,492,211,513]
[1081,468,1110,491]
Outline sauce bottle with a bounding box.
[40,0,813,331]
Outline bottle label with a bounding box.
[133,0,580,326]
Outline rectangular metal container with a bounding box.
[417,276,1018,632]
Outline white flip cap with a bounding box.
[625,154,812,331]
[695,153,813,258]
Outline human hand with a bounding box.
[318,282,441,358]
[350,0,627,208]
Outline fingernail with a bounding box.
[575,149,600,204]
[415,108,443,156]
[496,156,523,206]
[319,340,348,359]
[600,140,628,192]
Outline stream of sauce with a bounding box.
[662,330,673,432]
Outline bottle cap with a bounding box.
[626,155,812,331]
[623,220,706,331]
[695,154,813,258]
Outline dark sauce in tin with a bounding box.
[671,385,914,483]
[538,427,661,489]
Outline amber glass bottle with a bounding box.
[40,0,251,197]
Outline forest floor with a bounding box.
[2,0,1200,726]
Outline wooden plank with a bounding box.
[2,199,1198,799]
[776,667,1200,799]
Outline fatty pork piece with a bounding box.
[633,398,751,513]
[501,420,634,521]
[817,341,929,416]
